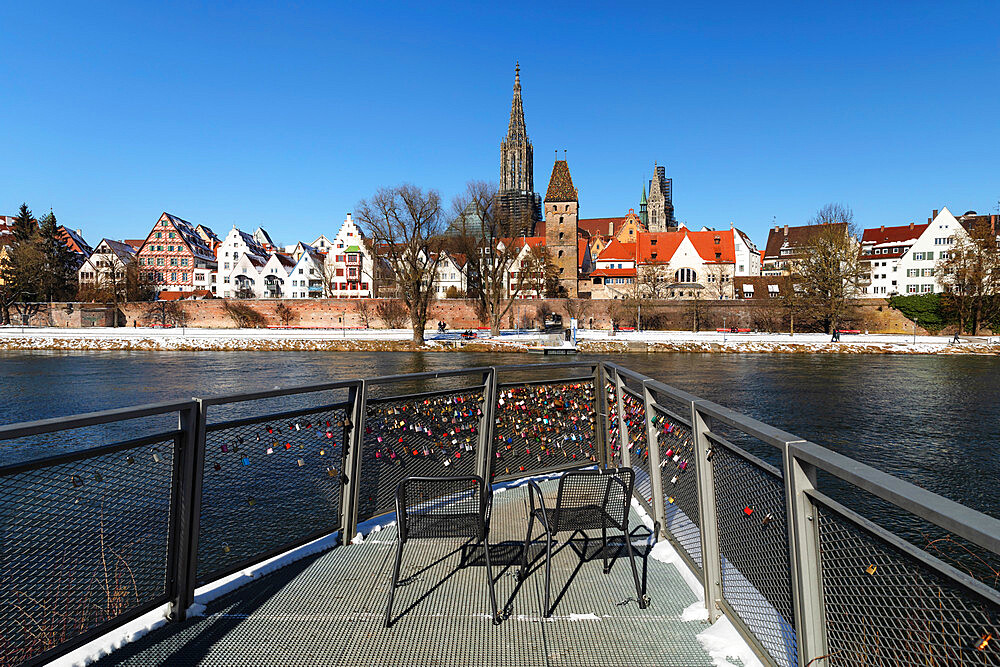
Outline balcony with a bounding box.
[1,363,998,667]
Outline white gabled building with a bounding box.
[324,214,375,298]
[431,251,468,297]
[286,246,326,298]
[895,207,969,295]
[217,226,270,298]
[858,221,927,298]
[78,239,138,288]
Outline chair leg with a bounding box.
[623,526,649,609]
[518,513,535,581]
[482,536,501,624]
[384,538,405,627]
[543,531,553,617]
[602,524,610,574]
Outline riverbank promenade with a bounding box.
[2,362,998,667]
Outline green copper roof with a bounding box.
[640,185,647,204]
[345,245,361,253]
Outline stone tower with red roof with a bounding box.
[544,158,579,297]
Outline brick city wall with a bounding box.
[14,298,928,334]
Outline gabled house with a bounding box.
[325,214,374,298]
[78,239,138,288]
[762,222,850,276]
[56,226,93,269]
[217,226,270,297]
[136,212,218,295]
[895,207,971,295]
[858,221,928,297]
[431,251,468,297]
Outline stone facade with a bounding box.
[543,159,579,298]
[646,164,676,232]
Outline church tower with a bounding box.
[639,184,648,227]
[498,63,541,228]
[647,162,676,232]
[544,158,579,298]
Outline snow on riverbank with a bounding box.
[1,326,996,354]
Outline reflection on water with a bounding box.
[2,350,998,519]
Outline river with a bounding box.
[1,349,997,522]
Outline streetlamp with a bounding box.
[722,316,727,344]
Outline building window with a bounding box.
[674,268,697,283]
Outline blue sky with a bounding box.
[1,1,997,247]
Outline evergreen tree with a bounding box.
[11,203,36,242]
[37,211,79,302]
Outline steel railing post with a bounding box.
[593,363,609,469]
[783,444,829,665]
[169,399,204,622]
[642,381,667,538]
[340,381,367,543]
[476,367,498,482]
[614,369,630,469]
[692,399,723,622]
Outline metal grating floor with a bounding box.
[98,481,722,667]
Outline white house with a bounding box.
[216,226,270,297]
[895,207,969,295]
[429,251,468,297]
[324,214,375,298]
[858,222,927,298]
[78,239,138,288]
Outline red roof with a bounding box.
[123,239,146,250]
[577,238,588,268]
[578,217,626,239]
[158,290,212,301]
[636,229,736,264]
[687,229,736,263]
[861,223,927,245]
[589,267,636,278]
[597,239,635,262]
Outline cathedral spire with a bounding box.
[507,62,526,138]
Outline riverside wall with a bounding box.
[5,298,930,334]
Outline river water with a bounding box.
[1,350,997,521]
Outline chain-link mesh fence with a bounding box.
[650,403,702,571]
[357,388,485,523]
[620,388,652,514]
[605,379,621,467]
[491,379,597,482]
[814,495,1000,667]
[711,440,798,667]
[0,434,177,665]
[196,404,348,584]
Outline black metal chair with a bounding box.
[518,467,648,616]
[384,475,500,627]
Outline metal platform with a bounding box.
[97,480,722,667]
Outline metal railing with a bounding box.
[1,361,998,666]
[603,361,1000,667]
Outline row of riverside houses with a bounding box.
[4,202,996,304]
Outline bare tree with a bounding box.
[375,299,409,328]
[563,298,591,327]
[142,301,188,328]
[520,243,559,299]
[353,299,374,328]
[274,302,295,327]
[636,264,671,299]
[938,218,1000,334]
[449,181,536,334]
[705,264,732,300]
[356,185,445,344]
[792,204,865,333]
[222,301,265,328]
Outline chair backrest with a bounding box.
[395,475,487,541]
[554,467,634,530]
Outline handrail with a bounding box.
[3,361,999,667]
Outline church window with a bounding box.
[675,268,697,283]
